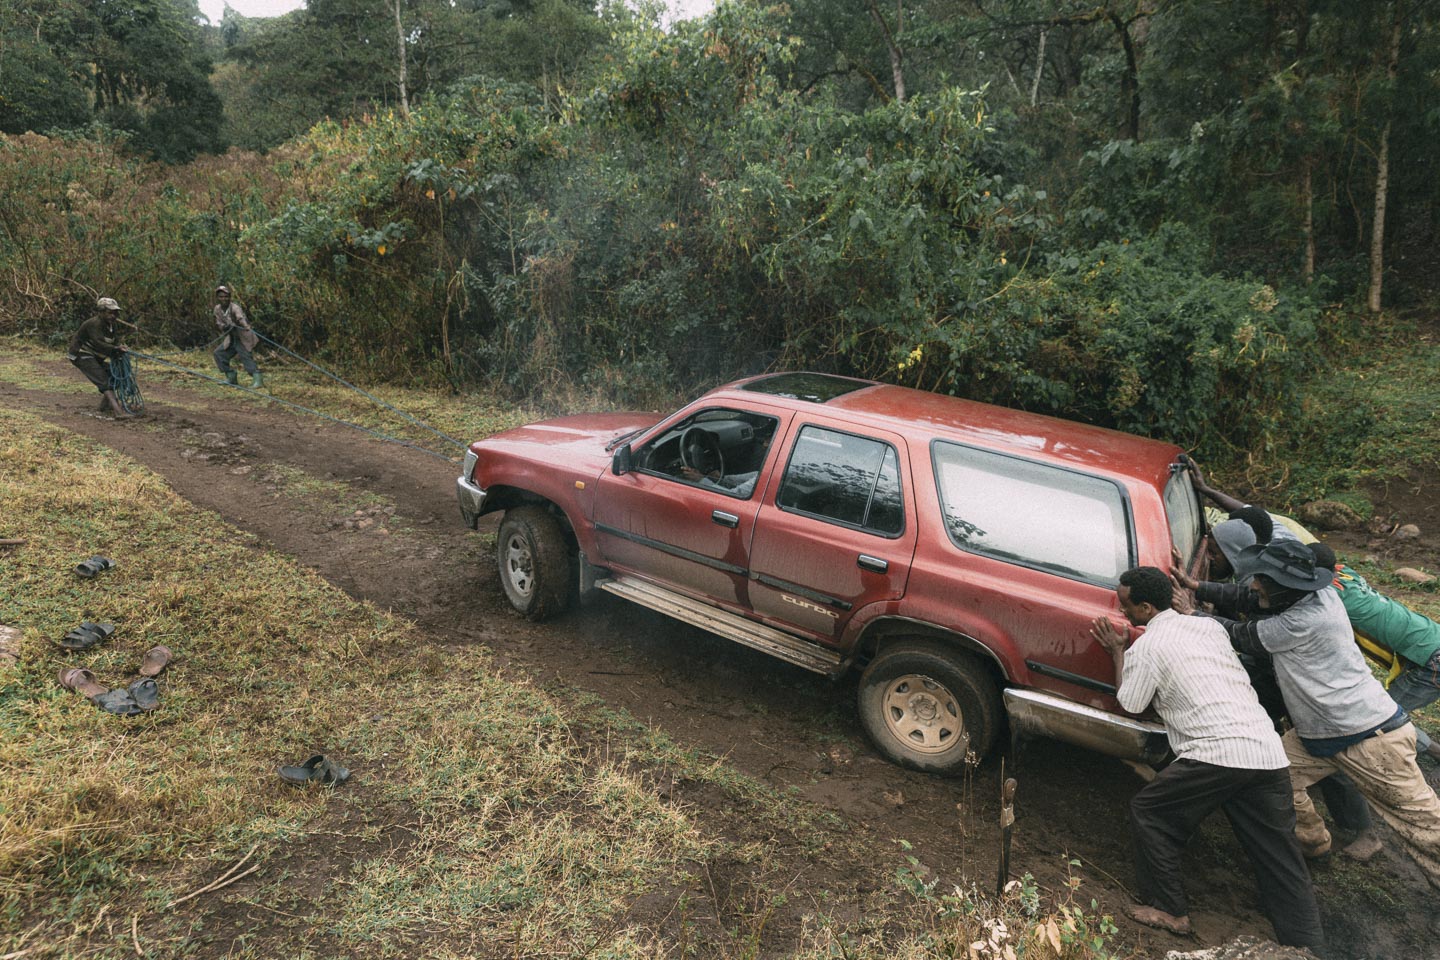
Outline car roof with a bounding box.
[717,373,1184,483]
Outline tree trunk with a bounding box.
[1301,158,1316,283]
[1109,13,1141,140]
[865,0,905,103]
[1031,29,1047,106]
[1368,3,1402,313]
[392,0,410,119]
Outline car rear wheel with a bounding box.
[496,505,575,621]
[858,640,1001,774]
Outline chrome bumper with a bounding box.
[456,450,486,528]
[1004,688,1170,765]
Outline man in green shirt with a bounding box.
[66,297,132,419]
[1310,543,1440,764]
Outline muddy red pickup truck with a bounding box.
[458,372,1204,774]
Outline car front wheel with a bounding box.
[858,640,1001,774]
[496,505,575,621]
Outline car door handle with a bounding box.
[857,554,888,573]
[712,510,739,528]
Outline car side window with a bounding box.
[634,408,778,499]
[932,440,1131,584]
[777,426,905,536]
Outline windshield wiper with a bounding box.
[606,428,643,452]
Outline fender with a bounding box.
[848,611,1020,682]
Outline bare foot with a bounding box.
[1343,832,1383,861]
[1123,902,1192,935]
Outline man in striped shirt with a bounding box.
[1091,567,1323,950]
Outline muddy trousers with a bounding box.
[214,342,258,377]
[70,355,111,392]
[1284,725,1440,886]
[1129,759,1324,951]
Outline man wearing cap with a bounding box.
[67,297,132,419]
[1210,538,1440,883]
[1090,567,1323,949]
[213,285,263,388]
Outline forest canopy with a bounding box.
[2,0,1437,459]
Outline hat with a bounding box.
[215,285,230,295]
[1236,539,1332,592]
[96,297,120,312]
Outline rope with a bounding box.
[252,331,467,450]
[108,354,145,414]
[128,351,460,464]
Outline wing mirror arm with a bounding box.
[611,443,632,475]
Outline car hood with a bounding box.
[477,412,659,471]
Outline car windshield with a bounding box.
[1164,466,1203,569]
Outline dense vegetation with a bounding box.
[2,1,1438,466]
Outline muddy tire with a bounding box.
[496,505,575,621]
[857,640,1001,775]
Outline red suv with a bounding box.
[458,373,1202,774]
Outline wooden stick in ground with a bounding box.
[0,539,26,547]
[131,914,143,957]
[996,777,1017,897]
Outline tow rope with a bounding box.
[108,354,145,415]
[127,348,462,465]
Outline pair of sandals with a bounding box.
[58,645,172,716]
[278,755,351,787]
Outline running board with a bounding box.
[596,576,843,675]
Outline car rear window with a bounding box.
[1164,467,1203,568]
[932,441,1132,585]
[777,426,904,535]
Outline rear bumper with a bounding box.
[1004,688,1171,765]
[457,451,486,528]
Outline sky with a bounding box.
[196,0,716,26]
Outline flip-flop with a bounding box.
[127,678,160,712]
[138,645,172,677]
[58,666,108,698]
[58,621,116,652]
[74,556,115,579]
[278,755,351,786]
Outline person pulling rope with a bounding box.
[66,297,134,420]
[213,285,264,389]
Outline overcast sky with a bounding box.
[197,1,716,26]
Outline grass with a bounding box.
[0,403,1126,958]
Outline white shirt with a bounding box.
[1118,609,1288,770]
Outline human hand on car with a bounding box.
[1089,615,1129,654]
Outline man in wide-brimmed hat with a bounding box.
[66,297,132,419]
[1212,537,1440,883]
[212,284,263,388]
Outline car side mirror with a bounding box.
[611,443,632,475]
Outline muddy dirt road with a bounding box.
[7,365,1435,959]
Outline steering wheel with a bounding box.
[680,426,725,479]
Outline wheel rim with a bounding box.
[503,533,535,599]
[880,674,965,756]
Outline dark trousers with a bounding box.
[71,356,110,392]
[214,341,258,376]
[1130,759,1325,951]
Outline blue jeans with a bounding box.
[1388,650,1440,753]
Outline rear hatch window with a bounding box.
[1164,466,1203,568]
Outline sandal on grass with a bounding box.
[278,755,351,787]
[138,645,172,677]
[127,677,160,712]
[59,666,108,698]
[91,689,144,717]
[74,556,115,579]
[59,621,116,652]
